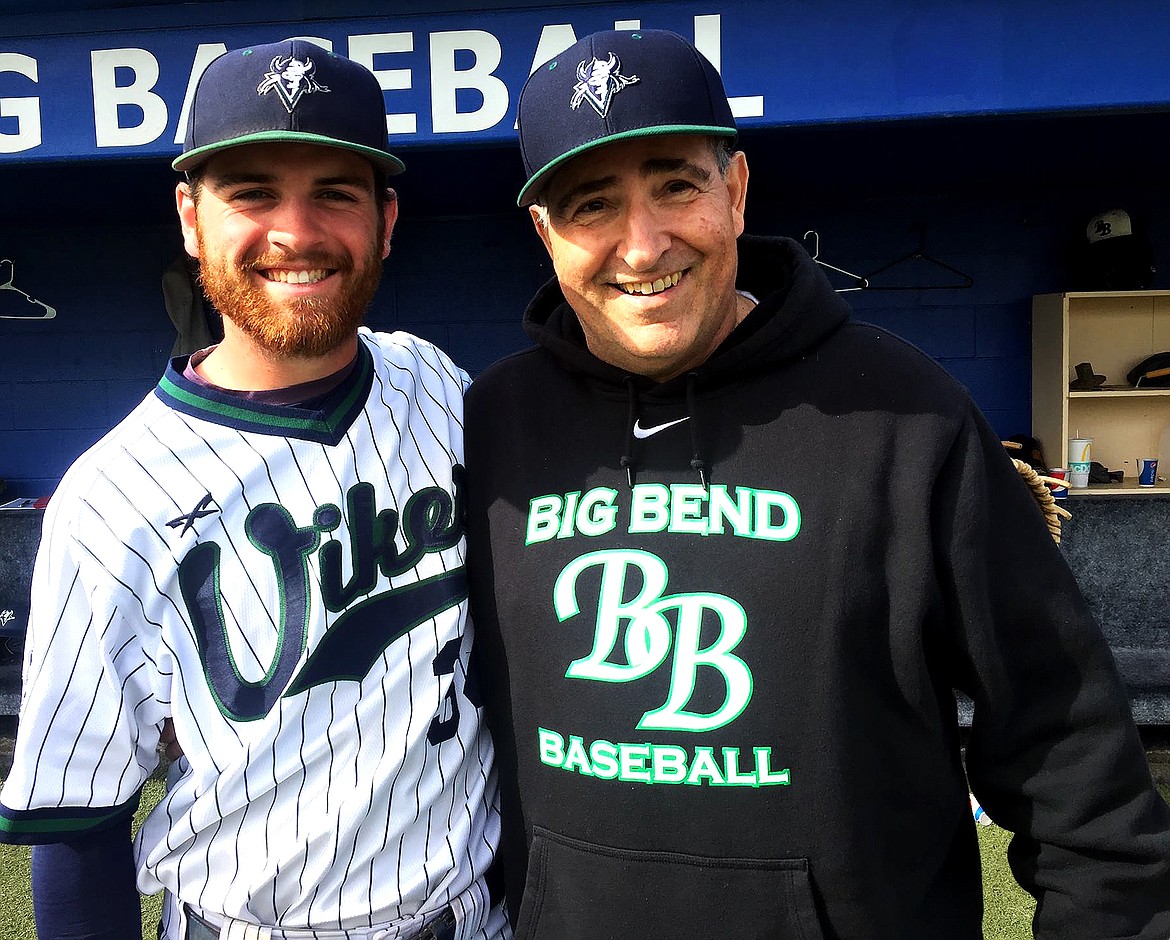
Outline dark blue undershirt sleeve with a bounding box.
[31,816,142,940]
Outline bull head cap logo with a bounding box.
[570,52,639,117]
[257,54,331,113]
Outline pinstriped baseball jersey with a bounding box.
[0,328,505,937]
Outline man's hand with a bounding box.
[159,718,184,762]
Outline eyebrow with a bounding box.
[552,157,712,216]
[208,171,374,192]
[553,175,618,216]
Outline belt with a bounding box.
[183,917,218,940]
[183,908,221,940]
[184,905,457,940]
[415,907,456,940]
[180,858,499,940]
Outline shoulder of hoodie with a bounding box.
[826,318,978,417]
[465,343,555,415]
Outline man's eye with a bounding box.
[572,199,607,218]
[665,179,697,195]
[321,189,359,202]
[231,189,272,202]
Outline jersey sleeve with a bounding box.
[935,407,1170,937]
[0,499,165,845]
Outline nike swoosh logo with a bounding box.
[633,417,690,439]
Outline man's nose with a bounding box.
[618,199,671,272]
[266,198,326,253]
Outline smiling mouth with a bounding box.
[262,268,332,284]
[615,271,683,296]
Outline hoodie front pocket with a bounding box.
[514,826,826,940]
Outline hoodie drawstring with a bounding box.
[620,375,639,488]
[620,373,709,489]
[685,372,709,489]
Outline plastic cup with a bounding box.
[1068,438,1092,488]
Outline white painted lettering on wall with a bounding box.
[430,30,509,134]
[349,32,416,136]
[92,49,169,147]
[0,53,40,154]
[0,13,762,157]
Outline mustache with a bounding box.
[241,251,352,272]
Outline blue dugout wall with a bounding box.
[1,0,1169,496]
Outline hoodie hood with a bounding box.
[520,235,852,485]
[521,234,851,394]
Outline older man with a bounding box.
[465,28,1170,939]
[1,39,505,940]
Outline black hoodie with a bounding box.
[466,235,1170,939]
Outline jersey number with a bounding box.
[427,636,483,745]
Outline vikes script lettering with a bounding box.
[179,476,466,722]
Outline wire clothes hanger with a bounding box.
[0,260,56,319]
[802,230,868,292]
[862,227,973,291]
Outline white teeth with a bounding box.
[619,271,682,295]
[265,269,327,284]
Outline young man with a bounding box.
[465,29,1170,938]
[0,39,506,940]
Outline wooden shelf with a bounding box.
[1033,291,1170,488]
[1068,388,1170,398]
[1058,290,1170,299]
[1067,481,1170,497]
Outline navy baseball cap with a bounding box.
[174,38,404,175]
[516,29,737,207]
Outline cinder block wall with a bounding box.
[2,156,1168,498]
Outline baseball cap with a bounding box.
[174,38,404,175]
[1087,208,1134,243]
[516,29,737,207]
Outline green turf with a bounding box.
[977,818,1037,938]
[0,837,32,940]
[0,779,1167,938]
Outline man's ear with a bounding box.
[529,205,555,259]
[381,188,399,259]
[176,182,200,258]
[726,151,749,238]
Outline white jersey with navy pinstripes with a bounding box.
[0,328,506,937]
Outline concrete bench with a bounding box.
[1060,496,1170,725]
[0,508,39,645]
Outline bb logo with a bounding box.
[554,549,752,732]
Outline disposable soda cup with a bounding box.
[1048,467,1068,501]
[970,792,993,827]
[1068,438,1092,488]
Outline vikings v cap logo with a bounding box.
[571,52,639,116]
[257,54,330,112]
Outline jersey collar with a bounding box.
[155,340,374,445]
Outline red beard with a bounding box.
[197,236,383,359]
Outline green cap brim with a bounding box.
[173,130,405,175]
